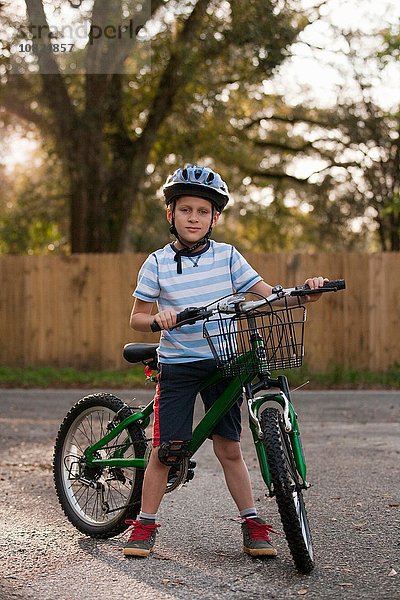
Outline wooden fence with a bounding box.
[0,252,399,372]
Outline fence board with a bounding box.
[1,252,399,372]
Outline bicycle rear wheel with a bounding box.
[53,393,146,538]
[260,407,314,573]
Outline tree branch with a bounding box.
[24,0,79,143]
[246,168,308,184]
[0,84,49,130]
[135,0,211,157]
[243,113,333,130]
[85,0,167,74]
[247,160,360,185]
[253,139,316,153]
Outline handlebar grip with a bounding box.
[293,278,346,296]
[150,320,162,332]
[176,307,204,326]
[151,307,203,333]
[321,279,346,291]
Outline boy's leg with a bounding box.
[212,434,277,557]
[202,376,253,510]
[123,450,169,557]
[212,434,254,511]
[141,448,170,514]
[124,362,201,557]
[141,361,199,513]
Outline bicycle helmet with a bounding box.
[163,165,230,274]
[163,165,230,213]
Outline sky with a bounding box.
[2,0,400,171]
[276,0,400,110]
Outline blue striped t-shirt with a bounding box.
[133,240,262,363]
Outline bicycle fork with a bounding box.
[247,381,310,496]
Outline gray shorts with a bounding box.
[152,359,242,447]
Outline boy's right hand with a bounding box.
[153,310,178,331]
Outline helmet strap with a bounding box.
[170,204,214,274]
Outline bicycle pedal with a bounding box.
[186,469,195,482]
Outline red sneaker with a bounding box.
[123,519,160,557]
[241,517,278,557]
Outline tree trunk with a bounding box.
[17,0,226,253]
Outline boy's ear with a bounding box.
[213,211,221,226]
[166,206,173,224]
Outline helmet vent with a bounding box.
[206,172,215,183]
[194,169,202,179]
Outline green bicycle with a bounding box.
[53,279,345,573]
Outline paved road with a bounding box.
[0,388,399,600]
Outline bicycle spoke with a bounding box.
[61,408,139,524]
[54,394,146,536]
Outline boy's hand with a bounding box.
[304,277,329,302]
[153,310,178,330]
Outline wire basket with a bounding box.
[203,302,306,378]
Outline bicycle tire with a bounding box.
[260,407,314,573]
[53,393,146,538]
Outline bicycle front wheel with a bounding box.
[260,407,314,573]
[53,393,146,538]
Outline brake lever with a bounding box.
[217,294,246,313]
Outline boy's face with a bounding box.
[167,196,220,248]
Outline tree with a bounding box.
[231,19,400,252]
[295,24,400,251]
[0,147,68,254]
[334,26,400,251]
[329,100,400,251]
[0,0,306,252]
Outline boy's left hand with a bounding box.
[304,276,329,302]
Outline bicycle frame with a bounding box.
[55,282,346,573]
[83,282,343,485]
[83,356,309,498]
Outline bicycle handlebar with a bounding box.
[292,278,346,296]
[150,279,346,332]
[150,306,213,332]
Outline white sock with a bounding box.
[240,507,258,519]
[139,511,157,523]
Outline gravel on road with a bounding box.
[0,388,399,600]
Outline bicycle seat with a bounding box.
[123,343,158,364]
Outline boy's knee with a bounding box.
[213,436,241,462]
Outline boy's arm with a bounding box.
[130,298,178,332]
[247,280,273,297]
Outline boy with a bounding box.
[123,165,326,558]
